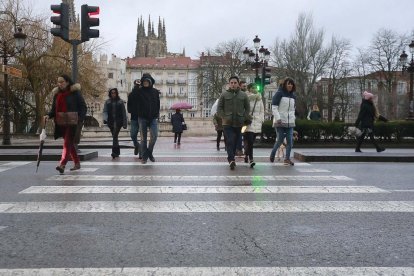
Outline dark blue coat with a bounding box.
[171,112,184,133]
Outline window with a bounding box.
[108,72,114,79]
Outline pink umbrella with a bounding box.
[170,102,193,110]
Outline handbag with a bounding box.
[242,99,258,133]
[56,112,78,126]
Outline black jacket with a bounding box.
[127,85,140,121]
[355,99,375,129]
[136,86,160,120]
[103,99,127,129]
[171,112,185,133]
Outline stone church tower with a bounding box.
[134,16,167,57]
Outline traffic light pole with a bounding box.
[71,40,81,83]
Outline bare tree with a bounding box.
[271,13,332,118]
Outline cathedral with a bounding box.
[134,16,168,58]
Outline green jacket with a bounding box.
[217,89,251,127]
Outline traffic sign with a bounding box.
[1,65,23,78]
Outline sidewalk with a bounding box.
[1,136,414,162]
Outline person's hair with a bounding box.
[239,80,246,85]
[282,77,296,91]
[247,83,254,90]
[176,109,181,113]
[58,74,74,86]
[108,88,120,100]
[229,76,239,83]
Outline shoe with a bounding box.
[141,159,147,164]
[217,146,220,151]
[244,156,248,163]
[149,155,155,162]
[111,153,116,159]
[70,163,81,171]
[283,159,294,166]
[177,142,181,145]
[138,154,142,159]
[249,160,256,168]
[377,147,385,152]
[355,149,362,152]
[229,161,236,170]
[55,164,65,174]
[269,156,275,163]
[134,146,139,155]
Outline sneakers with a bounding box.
[283,159,294,166]
[134,146,139,155]
[70,163,81,171]
[269,156,275,163]
[55,164,65,174]
[141,159,147,164]
[149,155,155,162]
[377,147,385,152]
[355,148,362,152]
[229,161,236,170]
[249,160,256,168]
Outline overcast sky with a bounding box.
[28,0,414,59]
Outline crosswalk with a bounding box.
[0,155,413,275]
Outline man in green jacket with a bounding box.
[217,76,251,170]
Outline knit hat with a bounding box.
[363,91,374,100]
[140,73,155,85]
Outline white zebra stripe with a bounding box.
[1,201,412,213]
[19,185,388,194]
[81,161,311,166]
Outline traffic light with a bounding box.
[81,4,100,42]
[255,77,263,93]
[50,3,69,41]
[262,66,272,85]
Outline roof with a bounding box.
[127,56,200,69]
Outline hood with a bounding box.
[52,83,81,94]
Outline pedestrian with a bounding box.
[217,76,251,170]
[136,73,160,164]
[236,81,248,157]
[269,77,297,166]
[354,91,386,153]
[127,79,142,158]
[171,109,185,145]
[44,74,87,174]
[242,83,265,168]
[103,88,128,159]
[213,112,226,151]
[307,104,321,121]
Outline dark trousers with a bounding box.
[356,130,381,150]
[223,126,242,163]
[174,132,182,144]
[110,125,122,156]
[243,131,256,161]
[216,130,226,148]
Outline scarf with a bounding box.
[56,88,71,114]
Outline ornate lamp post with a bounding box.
[242,35,271,92]
[399,40,414,120]
[1,25,27,145]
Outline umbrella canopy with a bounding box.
[170,102,193,110]
[210,99,219,116]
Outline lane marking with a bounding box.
[46,175,354,182]
[0,267,411,276]
[1,201,412,213]
[392,190,414,192]
[20,185,388,194]
[0,162,31,172]
[81,161,311,166]
[0,226,8,231]
[297,169,331,172]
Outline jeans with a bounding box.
[270,127,294,160]
[223,126,242,163]
[110,125,122,156]
[216,130,226,148]
[138,117,158,161]
[130,119,140,148]
[243,131,256,161]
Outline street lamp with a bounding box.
[242,35,271,93]
[1,26,27,145]
[399,40,414,120]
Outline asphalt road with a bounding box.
[0,140,413,275]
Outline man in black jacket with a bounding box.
[137,73,160,164]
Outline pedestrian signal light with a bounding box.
[81,4,100,42]
[50,3,69,41]
[255,77,263,93]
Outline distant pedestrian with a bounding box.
[44,74,87,174]
[269,77,297,166]
[136,73,160,164]
[127,79,142,158]
[243,83,264,168]
[213,112,226,151]
[236,81,248,157]
[307,104,321,121]
[171,109,185,145]
[355,91,386,153]
[217,76,251,170]
[103,88,128,159]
